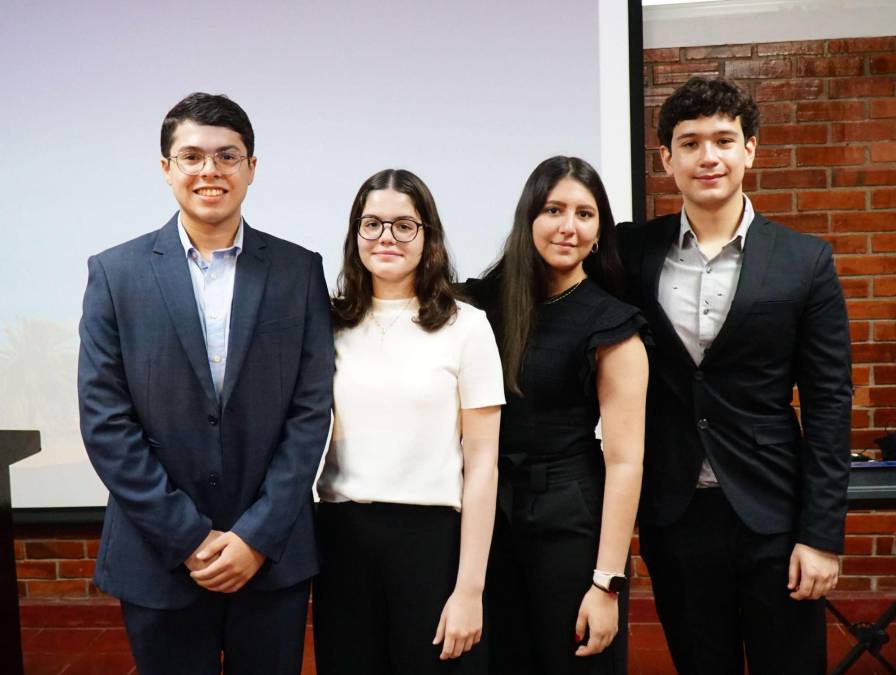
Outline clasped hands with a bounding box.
[184,530,266,594]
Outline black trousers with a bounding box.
[639,488,826,675]
[487,452,628,675]
[313,501,486,675]
[120,579,310,675]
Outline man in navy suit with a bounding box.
[619,78,852,674]
[78,92,334,674]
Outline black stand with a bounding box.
[0,431,41,675]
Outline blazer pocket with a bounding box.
[256,314,303,334]
[754,422,796,446]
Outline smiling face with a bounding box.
[357,188,424,298]
[161,120,256,232]
[660,113,756,213]
[531,176,600,282]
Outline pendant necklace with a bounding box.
[543,278,584,305]
[370,297,414,342]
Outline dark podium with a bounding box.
[0,431,41,675]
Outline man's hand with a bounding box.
[575,586,619,656]
[433,588,483,660]
[189,531,266,593]
[788,542,839,600]
[184,530,224,572]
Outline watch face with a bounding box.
[608,576,627,593]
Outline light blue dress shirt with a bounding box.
[177,217,243,398]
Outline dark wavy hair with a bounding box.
[482,156,624,395]
[657,77,760,150]
[161,92,255,157]
[332,169,457,332]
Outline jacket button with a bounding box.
[697,418,709,430]
[694,371,704,381]
[208,473,218,487]
[208,415,218,426]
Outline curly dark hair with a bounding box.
[481,156,624,395]
[332,169,458,332]
[161,92,254,157]
[657,77,760,150]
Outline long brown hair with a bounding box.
[332,169,458,332]
[482,156,625,395]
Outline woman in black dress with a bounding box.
[466,156,648,674]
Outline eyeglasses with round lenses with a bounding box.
[168,149,250,176]
[356,216,425,243]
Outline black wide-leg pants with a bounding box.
[313,501,486,675]
[639,488,827,675]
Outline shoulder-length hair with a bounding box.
[483,156,625,395]
[332,168,458,332]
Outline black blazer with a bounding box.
[618,212,852,553]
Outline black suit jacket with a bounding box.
[618,212,852,553]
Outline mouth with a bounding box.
[372,251,402,257]
[194,187,228,197]
[552,242,576,249]
[696,173,725,183]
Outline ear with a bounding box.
[744,136,757,170]
[659,145,674,176]
[247,156,257,186]
[161,157,172,185]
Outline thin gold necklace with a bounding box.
[543,279,585,305]
[370,297,414,340]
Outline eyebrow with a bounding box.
[675,129,740,140]
[545,200,596,210]
[175,144,241,153]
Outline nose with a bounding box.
[379,223,398,244]
[698,142,720,165]
[558,213,576,234]
[199,154,222,178]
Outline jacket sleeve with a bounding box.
[794,241,853,553]
[78,255,212,569]
[230,253,335,561]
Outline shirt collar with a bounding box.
[177,215,244,260]
[678,194,754,251]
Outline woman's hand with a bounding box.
[574,585,619,656]
[433,588,483,660]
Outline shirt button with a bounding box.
[212,355,222,363]
[705,266,712,273]
[697,418,709,430]
[208,313,218,320]
[703,308,710,315]
[208,473,219,487]
[210,273,218,280]
[694,371,704,381]
[208,415,218,426]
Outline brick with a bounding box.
[774,213,829,233]
[836,577,873,591]
[798,190,865,210]
[832,212,896,232]
[644,48,679,63]
[797,100,865,122]
[843,535,875,554]
[830,77,896,98]
[25,579,88,598]
[761,169,827,189]
[846,512,896,533]
[742,173,758,191]
[655,195,683,215]
[852,408,871,427]
[832,120,896,142]
[852,342,896,363]
[25,540,85,559]
[86,539,101,559]
[876,276,896,296]
[870,99,896,119]
[650,151,665,173]
[873,189,896,208]
[881,577,896,590]
[26,627,103,651]
[725,59,791,79]
[760,124,828,145]
[758,40,824,56]
[654,61,720,85]
[645,85,677,107]
[646,175,677,193]
[871,142,896,162]
[749,192,792,212]
[15,561,56,579]
[872,233,896,252]
[820,234,867,253]
[875,322,896,340]
[685,44,751,60]
[829,37,896,53]
[837,254,896,275]
[796,146,866,166]
[841,278,870,298]
[854,366,871,385]
[847,300,896,319]
[841,556,896,575]
[14,540,24,560]
[833,168,896,186]
[752,147,792,168]
[871,55,896,74]
[756,79,824,102]
[877,408,896,425]
[58,559,96,578]
[796,56,864,78]
[877,366,896,384]
[759,102,795,123]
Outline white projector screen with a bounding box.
[3,0,635,508]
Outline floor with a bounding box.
[18,600,896,674]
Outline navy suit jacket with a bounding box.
[78,215,334,609]
[618,212,852,553]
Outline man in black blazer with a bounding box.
[78,93,334,674]
[618,77,852,674]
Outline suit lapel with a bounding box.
[221,222,270,407]
[703,214,776,361]
[151,215,218,406]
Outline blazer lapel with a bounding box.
[703,214,776,360]
[151,215,218,406]
[220,222,270,407]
